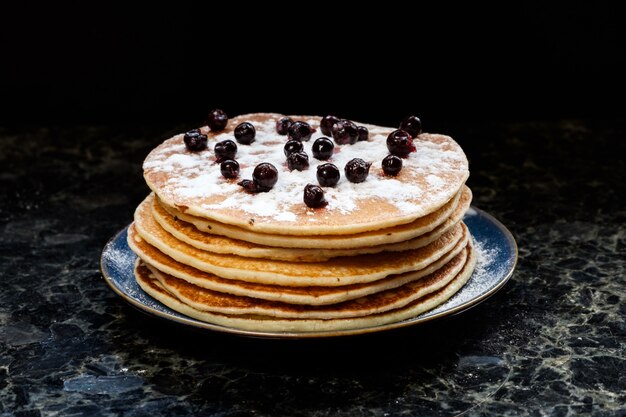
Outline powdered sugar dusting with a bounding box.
[101,238,140,297]
[143,115,469,223]
[463,239,503,295]
[426,174,446,189]
[465,207,478,217]
[426,238,504,315]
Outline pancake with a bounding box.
[125,111,478,333]
[158,186,472,250]
[145,245,468,319]
[128,228,469,305]
[130,211,468,286]
[134,241,476,333]
[143,113,469,235]
[150,189,470,261]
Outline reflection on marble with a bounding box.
[0,121,624,416]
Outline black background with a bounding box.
[1,4,624,128]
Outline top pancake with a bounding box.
[144,113,469,235]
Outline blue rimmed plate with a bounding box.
[101,207,517,338]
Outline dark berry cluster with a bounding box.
[304,157,372,207]
[380,114,421,175]
[219,117,258,179]
[321,115,369,145]
[332,119,359,145]
[186,110,425,208]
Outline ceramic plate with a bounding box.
[101,207,517,338]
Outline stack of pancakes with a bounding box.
[128,113,476,333]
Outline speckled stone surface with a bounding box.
[0,121,624,417]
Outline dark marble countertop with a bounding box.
[1,120,624,417]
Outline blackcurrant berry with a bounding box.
[252,162,278,189]
[214,139,237,162]
[303,184,328,208]
[357,126,369,142]
[320,115,340,136]
[386,129,416,157]
[220,160,240,179]
[399,115,422,137]
[316,163,340,187]
[284,140,304,157]
[234,122,256,145]
[183,130,207,151]
[276,117,293,135]
[288,121,314,142]
[332,119,358,145]
[207,109,228,131]
[344,158,371,183]
[312,137,334,160]
[287,151,309,171]
[382,154,402,176]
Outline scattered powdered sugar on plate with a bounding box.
[101,237,140,297]
[143,115,469,222]
[101,244,135,274]
[462,239,503,296]
[425,238,505,316]
[464,207,478,217]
